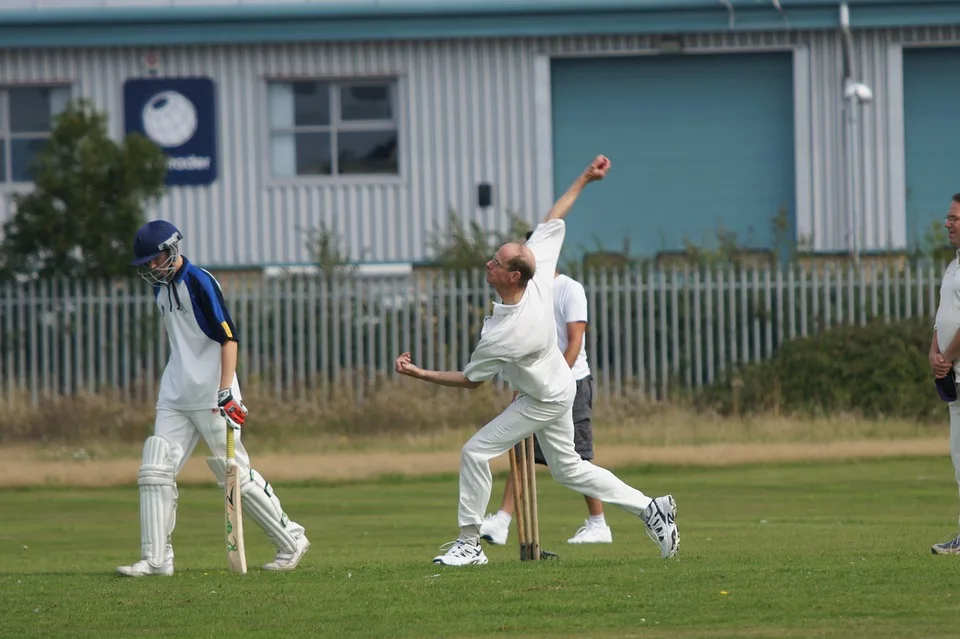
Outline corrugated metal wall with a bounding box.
[0,27,955,266]
[0,40,544,267]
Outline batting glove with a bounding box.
[218,388,248,429]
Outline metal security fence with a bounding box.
[0,262,946,406]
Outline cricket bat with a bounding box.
[224,426,247,574]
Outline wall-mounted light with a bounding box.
[844,81,873,104]
[477,183,492,209]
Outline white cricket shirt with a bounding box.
[463,219,576,403]
[154,257,241,410]
[553,273,591,381]
[936,250,960,374]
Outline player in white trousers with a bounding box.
[116,220,310,577]
[395,155,678,566]
[480,262,612,545]
[930,193,960,554]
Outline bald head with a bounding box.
[497,242,536,286]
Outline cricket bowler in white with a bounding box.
[117,220,310,577]
[395,156,678,566]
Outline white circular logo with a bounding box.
[141,90,198,148]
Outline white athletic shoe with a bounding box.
[116,548,174,577]
[642,495,679,559]
[432,539,489,566]
[262,535,310,571]
[567,520,613,544]
[931,534,960,555]
[480,513,510,545]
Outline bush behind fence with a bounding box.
[0,261,947,406]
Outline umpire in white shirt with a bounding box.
[931,193,960,554]
[479,232,611,546]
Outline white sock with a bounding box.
[459,525,481,544]
[588,514,607,527]
[497,510,512,523]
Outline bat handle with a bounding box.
[226,426,235,461]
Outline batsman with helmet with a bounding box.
[116,220,310,577]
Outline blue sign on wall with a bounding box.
[123,77,218,186]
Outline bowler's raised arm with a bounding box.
[544,155,611,223]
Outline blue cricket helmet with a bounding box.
[130,220,183,266]
[131,220,184,284]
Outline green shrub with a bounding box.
[698,316,946,423]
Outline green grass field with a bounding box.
[4,457,960,638]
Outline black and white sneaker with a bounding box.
[642,495,679,558]
[931,533,960,554]
[432,539,489,566]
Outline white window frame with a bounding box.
[262,76,404,185]
[0,83,73,186]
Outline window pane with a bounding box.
[295,131,332,176]
[11,137,48,182]
[337,130,398,175]
[267,83,295,129]
[269,132,296,178]
[10,87,67,134]
[49,86,71,118]
[293,82,330,127]
[340,84,393,121]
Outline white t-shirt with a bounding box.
[936,251,960,375]
[553,273,591,381]
[463,219,576,403]
[154,257,242,410]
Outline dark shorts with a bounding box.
[526,375,594,466]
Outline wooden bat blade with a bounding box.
[224,461,247,574]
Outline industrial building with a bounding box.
[0,0,957,269]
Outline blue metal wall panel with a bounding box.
[550,52,795,260]
[1,2,960,47]
[903,46,960,244]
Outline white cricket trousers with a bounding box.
[153,407,306,546]
[156,407,251,474]
[154,408,304,552]
[458,391,654,529]
[948,401,960,525]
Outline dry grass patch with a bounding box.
[0,376,948,488]
[0,374,945,454]
[0,438,949,489]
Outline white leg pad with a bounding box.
[242,470,300,553]
[206,458,303,554]
[139,436,177,568]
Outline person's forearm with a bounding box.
[545,175,589,222]
[931,332,941,356]
[563,344,579,369]
[420,370,483,389]
[220,340,238,390]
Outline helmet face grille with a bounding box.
[137,239,180,285]
[132,221,183,284]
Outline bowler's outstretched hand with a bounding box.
[395,351,424,379]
